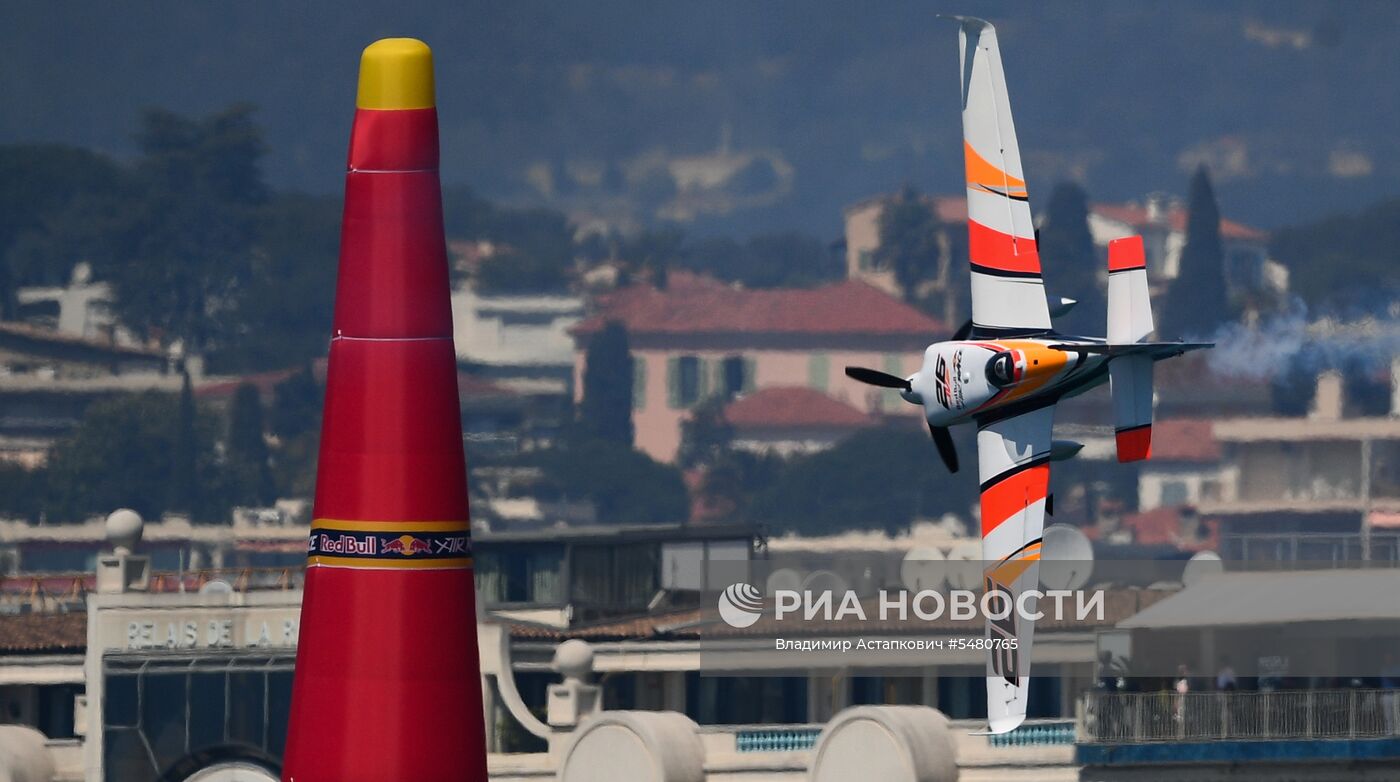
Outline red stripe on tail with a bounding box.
[968,219,1041,275]
[1108,235,1146,272]
[1116,425,1152,462]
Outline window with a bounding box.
[475,546,565,605]
[1161,480,1190,507]
[103,654,295,778]
[570,544,659,608]
[632,356,647,411]
[669,355,702,408]
[721,356,746,398]
[808,353,829,391]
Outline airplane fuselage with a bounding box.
[906,337,1111,427]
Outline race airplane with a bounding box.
[845,17,1211,734]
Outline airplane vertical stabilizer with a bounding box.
[1106,235,1155,461]
[1107,235,1154,344]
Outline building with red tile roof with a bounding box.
[721,386,874,456]
[572,272,942,344]
[571,273,945,462]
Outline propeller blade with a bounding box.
[952,319,974,341]
[844,366,910,390]
[929,423,960,473]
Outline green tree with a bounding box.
[44,389,225,523]
[168,371,201,517]
[269,364,324,499]
[227,384,275,506]
[1270,196,1400,309]
[751,426,976,536]
[211,193,340,372]
[1037,182,1103,335]
[683,232,842,289]
[0,463,46,522]
[449,190,577,294]
[527,439,688,524]
[576,321,635,447]
[0,144,127,316]
[677,397,733,470]
[698,449,784,522]
[616,227,685,289]
[270,363,323,440]
[1159,166,1231,337]
[874,186,943,303]
[63,106,269,353]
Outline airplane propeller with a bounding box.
[928,423,960,473]
[844,366,960,473]
[843,366,911,390]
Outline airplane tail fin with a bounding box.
[1107,235,1153,344]
[1106,236,1154,462]
[1110,357,1153,462]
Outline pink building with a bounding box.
[571,273,947,462]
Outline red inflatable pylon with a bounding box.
[282,39,488,782]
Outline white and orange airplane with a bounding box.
[845,17,1210,734]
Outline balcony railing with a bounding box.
[1083,689,1400,743]
[0,566,306,613]
[1226,532,1400,563]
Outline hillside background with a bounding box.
[3,1,1396,236]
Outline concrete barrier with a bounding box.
[809,706,958,782]
[557,711,705,782]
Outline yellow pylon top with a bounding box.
[356,38,435,110]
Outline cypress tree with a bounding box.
[576,321,635,447]
[228,383,275,506]
[1160,166,1231,336]
[1037,182,1103,335]
[168,369,199,516]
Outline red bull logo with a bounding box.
[306,520,472,570]
[318,533,377,555]
[383,534,432,556]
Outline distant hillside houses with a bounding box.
[570,271,947,462]
[843,192,1285,323]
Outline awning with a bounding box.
[0,658,85,685]
[1118,569,1400,629]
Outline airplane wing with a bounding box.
[976,404,1053,734]
[953,17,1052,336]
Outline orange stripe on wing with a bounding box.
[964,140,1028,196]
[987,545,1042,585]
[981,464,1050,538]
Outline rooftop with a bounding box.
[1091,202,1268,242]
[0,612,87,654]
[723,387,872,430]
[572,273,946,340]
[1120,569,1400,629]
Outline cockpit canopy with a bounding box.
[986,351,1017,388]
